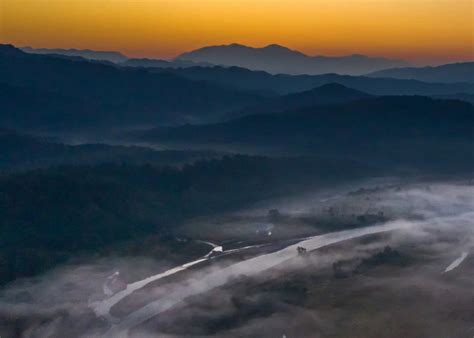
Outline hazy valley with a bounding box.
[0,28,473,338]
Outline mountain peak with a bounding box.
[293,82,371,101]
[229,82,372,119]
[263,44,289,50]
[176,43,408,75]
[315,83,352,91]
[0,44,25,57]
[228,43,247,48]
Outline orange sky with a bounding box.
[1,0,473,64]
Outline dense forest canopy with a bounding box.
[0,155,372,285]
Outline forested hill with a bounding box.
[0,44,263,129]
[0,129,217,172]
[151,65,474,96]
[0,156,373,285]
[136,96,474,172]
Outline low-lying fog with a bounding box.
[34,128,302,157]
[1,179,473,337]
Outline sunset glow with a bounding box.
[1,0,473,63]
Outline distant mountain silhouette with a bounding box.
[122,58,212,68]
[176,43,409,75]
[228,83,372,118]
[21,46,128,63]
[151,65,474,96]
[367,62,474,83]
[0,44,263,129]
[135,96,474,171]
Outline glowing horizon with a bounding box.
[1,0,473,65]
